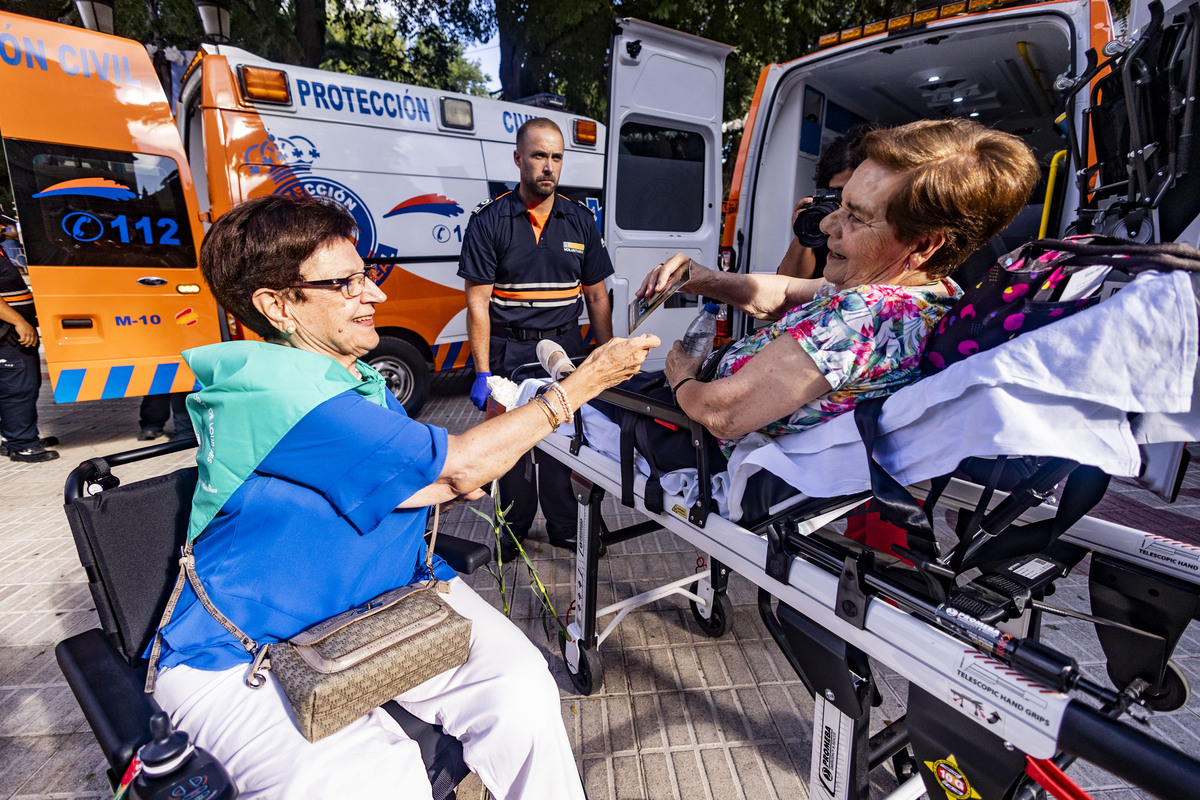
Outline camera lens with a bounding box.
[792,190,841,249]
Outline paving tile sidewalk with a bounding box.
[2,368,1198,799]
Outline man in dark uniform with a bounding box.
[0,246,58,462]
[458,117,613,558]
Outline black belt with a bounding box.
[498,322,579,342]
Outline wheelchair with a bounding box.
[55,436,492,799]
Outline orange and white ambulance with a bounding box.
[0,11,604,415]
[601,1,1176,361]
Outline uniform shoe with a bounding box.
[0,436,57,456]
[8,443,59,462]
[495,534,524,564]
[138,428,165,441]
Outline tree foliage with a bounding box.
[323,3,492,93]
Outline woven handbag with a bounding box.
[146,506,472,742]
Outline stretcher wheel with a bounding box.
[1143,660,1190,712]
[689,581,732,638]
[560,630,603,695]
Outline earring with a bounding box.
[284,325,296,334]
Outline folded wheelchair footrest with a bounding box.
[945,554,1068,626]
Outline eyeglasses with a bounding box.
[291,271,371,299]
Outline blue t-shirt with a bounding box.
[157,389,451,671]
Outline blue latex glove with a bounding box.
[469,372,492,411]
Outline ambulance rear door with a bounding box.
[605,18,733,367]
[0,12,218,403]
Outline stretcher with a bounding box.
[531,271,1200,800]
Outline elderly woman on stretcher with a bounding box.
[633,119,1039,459]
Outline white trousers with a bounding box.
[155,578,585,800]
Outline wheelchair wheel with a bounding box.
[560,630,603,696]
[1143,660,1190,712]
[689,581,732,638]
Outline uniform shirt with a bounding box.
[0,250,35,325]
[457,191,613,331]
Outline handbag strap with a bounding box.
[1033,236,1200,272]
[144,536,260,693]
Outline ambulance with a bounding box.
[0,11,604,415]
[4,0,1191,408]
[603,0,1198,359]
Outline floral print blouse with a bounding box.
[711,279,961,453]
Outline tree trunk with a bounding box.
[293,0,326,68]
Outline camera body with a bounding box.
[793,188,842,248]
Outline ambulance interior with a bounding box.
[747,12,1079,279]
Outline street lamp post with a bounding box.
[74,0,115,35]
[193,0,231,44]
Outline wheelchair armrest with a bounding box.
[56,628,159,779]
[433,533,491,574]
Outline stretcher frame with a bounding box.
[535,406,1200,800]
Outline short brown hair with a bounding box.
[199,195,357,340]
[515,117,563,148]
[861,119,1040,278]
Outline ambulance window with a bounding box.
[3,140,195,269]
[614,122,704,233]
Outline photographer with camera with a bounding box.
[777,126,874,279]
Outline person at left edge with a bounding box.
[458,117,614,557]
[0,247,59,462]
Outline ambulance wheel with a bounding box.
[1143,661,1190,712]
[689,581,731,638]
[367,338,430,417]
[560,630,602,695]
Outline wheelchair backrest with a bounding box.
[63,466,197,663]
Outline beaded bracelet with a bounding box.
[530,394,560,431]
[547,382,572,422]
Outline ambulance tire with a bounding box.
[367,337,431,417]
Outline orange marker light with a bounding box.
[239,66,291,105]
[573,119,598,146]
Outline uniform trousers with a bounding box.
[139,392,195,438]
[154,578,585,800]
[489,330,587,542]
[0,339,42,448]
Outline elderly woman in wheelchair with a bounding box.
[637,119,1039,458]
[148,194,658,799]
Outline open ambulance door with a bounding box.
[605,18,733,368]
[0,12,219,403]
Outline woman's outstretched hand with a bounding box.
[636,253,704,300]
[569,334,660,398]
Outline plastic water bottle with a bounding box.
[681,302,720,358]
